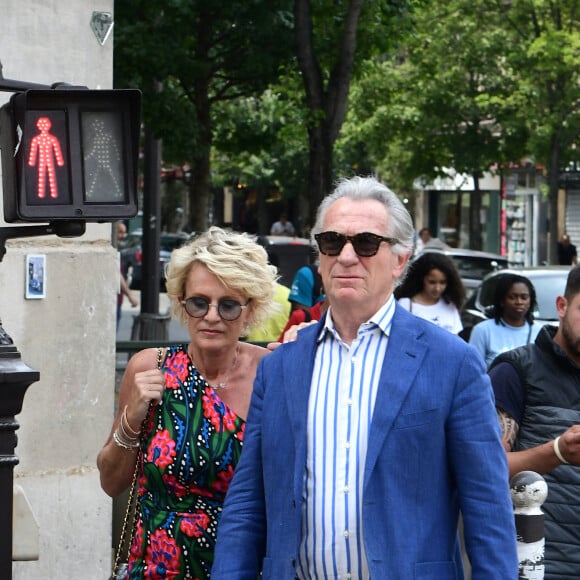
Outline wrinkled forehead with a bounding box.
[323,198,389,234]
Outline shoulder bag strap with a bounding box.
[111,348,162,577]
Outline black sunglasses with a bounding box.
[181,296,249,321]
[314,231,399,257]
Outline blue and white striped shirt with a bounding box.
[297,296,396,580]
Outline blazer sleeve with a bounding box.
[447,346,518,577]
[211,357,269,579]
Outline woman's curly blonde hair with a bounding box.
[165,226,279,328]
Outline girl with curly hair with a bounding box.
[395,251,465,334]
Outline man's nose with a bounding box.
[337,240,359,260]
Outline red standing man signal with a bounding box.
[27,116,65,199]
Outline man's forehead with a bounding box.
[325,198,388,227]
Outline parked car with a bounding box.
[415,245,509,296]
[120,230,191,291]
[459,266,570,341]
[256,235,317,288]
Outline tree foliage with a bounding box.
[493,0,580,260]
[211,85,309,233]
[293,0,418,225]
[114,0,580,257]
[113,0,295,231]
[322,0,580,259]
[339,0,580,253]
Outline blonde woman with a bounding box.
[98,227,278,579]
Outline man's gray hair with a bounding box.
[310,175,415,257]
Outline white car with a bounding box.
[460,266,570,341]
[415,245,509,295]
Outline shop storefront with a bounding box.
[418,166,548,266]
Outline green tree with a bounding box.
[212,85,309,234]
[340,0,580,257]
[493,0,580,262]
[294,0,417,225]
[113,0,295,231]
[339,1,524,249]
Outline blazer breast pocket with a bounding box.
[393,407,439,430]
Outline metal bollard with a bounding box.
[510,471,547,580]
[0,322,39,578]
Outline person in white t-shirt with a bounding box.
[469,273,543,367]
[270,213,295,236]
[395,251,465,334]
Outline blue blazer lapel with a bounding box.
[278,321,321,499]
[277,310,429,493]
[281,323,320,436]
[364,309,428,488]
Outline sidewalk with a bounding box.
[118,291,189,342]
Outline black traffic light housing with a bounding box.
[0,88,141,223]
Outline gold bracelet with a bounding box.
[554,436,570,465]
[122,405,141,437]
[113,427,140,450]
[119,419,140,445]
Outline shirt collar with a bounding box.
[316,294,396,343]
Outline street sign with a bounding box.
[1,88,141,223]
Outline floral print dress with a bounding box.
[128,344,245,579]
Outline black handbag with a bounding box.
[109,458,139,580]
[109,562,129,580]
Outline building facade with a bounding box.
[1,2,118,578]
[416,165,550,267]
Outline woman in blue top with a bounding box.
[469,273,543,367]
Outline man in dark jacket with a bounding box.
[489,263,580,579]
[557,233,578,265]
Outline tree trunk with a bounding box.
[294,0,363,227]
[189,154,210,233]
[304,123,334,230]
[453,191,463,248]
[470,173,483,251]
[189,78,212,233]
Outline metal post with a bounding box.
[511,470,547,580]
[0,322,39,579]
[140,124,162,317]
[130,120,171,341]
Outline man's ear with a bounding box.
[555,295,568,318]
[393,252,411,280]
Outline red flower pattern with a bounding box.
[202,390,238,432]
[147,429,176,469]
[128,519,144,568]
[164,350,190,389]
[163,473,188,498]
[212,464,236,494]
[188,482,215,499]
[180,511,211,538]
[144,528,181,578]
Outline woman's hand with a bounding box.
[267,321,316,351]
[126,367,165,429]
[282,321,317,343]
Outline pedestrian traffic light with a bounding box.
[0,88,141,223]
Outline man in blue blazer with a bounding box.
[212,176,518,579]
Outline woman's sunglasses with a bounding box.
[181,296,249,321]
[314,231,399,257]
